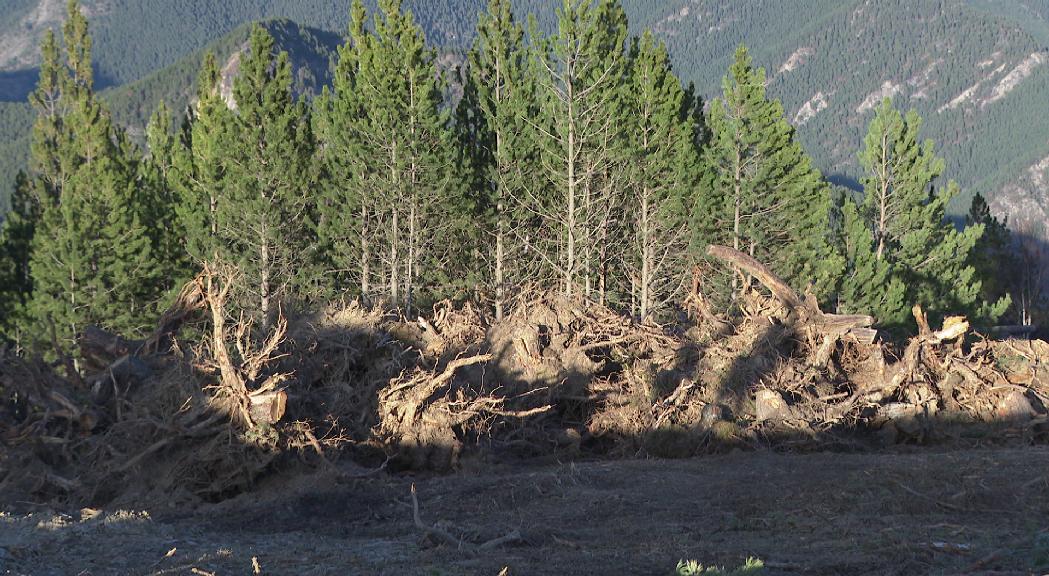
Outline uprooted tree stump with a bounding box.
[200,262,289,431]
[704,244,1048,443]
[377,352,550,470]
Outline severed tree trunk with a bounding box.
[707,245,876,365]
[361,203,370,297]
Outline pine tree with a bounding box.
[220,24,317,320]
[24,0,165,352]
[0,172,37,343]
[835,194,906,324]
[624,31,699,320]
[462,0,538,318]
[532,0,630,299]
[966,192,1015,322]
[696,45,838,300]
[316,0,457,312]
[844,99,1008,329]
[171,52,230,265]
[314,0,373,299]
[142,101,192,287]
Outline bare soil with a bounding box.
[3,446,1048,576]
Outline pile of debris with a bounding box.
[2,247,1048,508]
[605,246,1049,454]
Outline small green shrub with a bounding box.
[674,557,765,576]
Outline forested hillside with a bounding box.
[0,0,1046,325]
[627,0,1049,220]
[0,0,1025,354]
[0,0,487,96]
[3,0,1049,227]
[0,19,341,210]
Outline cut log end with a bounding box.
[248,390,288,425]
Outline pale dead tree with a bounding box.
[531,0,629,299]
[1012,218,1049,327]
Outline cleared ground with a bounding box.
[3,446,1048,576]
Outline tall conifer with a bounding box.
[171,52,230,265]
[142,101,191,287]
[0,173,37,342]
[624,31,698,320]
[696,45,838,299]
[462,0,538,318]
[221,24,317,319]
[25,0,164,350]
[532,0,629,299]
[839,99,1008,329]
[316,0,457,311]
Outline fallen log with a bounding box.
[706,245,873,331]
[706,245,876,365]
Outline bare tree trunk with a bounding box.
[361,203,370,297]
[566,84,577,299]
[494,57,506,321]
[407,203,416,316]
[732,145,743,297]
[407,77,418,316]
[210,194,218,235]
[260,222,271,326]
[584,182,593,301]
[640,189,651,321]
[630,275,638,319]
[876,133,890,260]
[495,216,505,320]
[390,207,399,303]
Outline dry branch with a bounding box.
[706,245,875,367]
[410,484,521,552]
[707,244,874,331]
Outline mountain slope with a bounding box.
[2,0,1048,235]
[630,0,1049,222]
[0,0,487,101]
[0,19,340,210]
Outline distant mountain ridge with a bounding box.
[1,0,1048,238]
[0,18,343,211]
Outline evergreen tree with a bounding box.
[171,52,230,265]
[624,31,699,320]
[220,24,317,320]
[314,0,373,299]
[966,192,1015,323]
[462,0,538,318]
[842,99,1008,329]
[532,0,630,299]
[142,100,192,287]
[24,0,166,352]
[0,172,37,343]
[696,45,839,300]
[316,0,457,311]
[835,194,906,323]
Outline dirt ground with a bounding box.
[2,446,1048,576]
